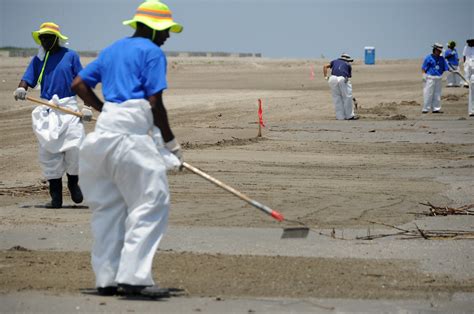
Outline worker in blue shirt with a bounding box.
[72,1,182,298]
[13,22,91,208]
[444,41,461,87]
[421,43,449,113]
[323,53,358,120]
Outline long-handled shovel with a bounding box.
[26,96,96,121]
[182,162,310,239]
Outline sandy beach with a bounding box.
[1,56,473,312]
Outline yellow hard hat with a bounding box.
[123,1,183,33]
[32,22,68,45]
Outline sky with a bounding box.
[1,0,473,60]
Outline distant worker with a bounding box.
[463,39,474,88]
[421,43,449,113]
[469,68,474,116]
[13,22,91,208]
[444,41,461,87]
[72,1,183,298]
[465,39,474,116]
[323,53,358,120]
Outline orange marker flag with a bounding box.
[310,65,315,80]
[258,99,265,127]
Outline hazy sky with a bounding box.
[1,0,473,60]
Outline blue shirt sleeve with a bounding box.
[142,53,167,97]
[443,58,449,71]
[421,56,430,72]
[78,57,102,88]
[22,57,39,88]
[348,64,352,78]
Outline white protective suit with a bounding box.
[422,75,443,112]
[463,44,474,84]
[446,65,461,87]
[79,99,180,288]
[328,75,354,120]
[468,59,474,116]
[465,59,474,87]
[32,95,85,180]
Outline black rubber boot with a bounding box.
[45,178,62,208]
[97,286,118,296]
[117,284,170,298]
[67,174,83,204]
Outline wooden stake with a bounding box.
[257,99,262,137]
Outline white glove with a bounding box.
[164,138,183,164]
[81,108,93,122]
[13,87,27,101]
[422,74,427,82]
[324,76,329,81]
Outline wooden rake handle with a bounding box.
[181,161,284,222]
[26,96,96,121]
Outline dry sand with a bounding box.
[0,56,473,309]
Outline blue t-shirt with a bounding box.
[79,37,167,103]
[444,48,459,66]
[22,47,82,100]
[330,59,352,78]
[422,54,449,76]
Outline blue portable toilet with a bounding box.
[364,46,375,65]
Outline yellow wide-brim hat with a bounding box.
[32,22,68,45]
[123,1,183,33]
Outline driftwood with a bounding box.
[357,220,474,240]
[420,202,474,216]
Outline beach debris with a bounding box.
[356,220,474,240]
[420,202,474,216]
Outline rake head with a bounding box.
[281,227,310,239]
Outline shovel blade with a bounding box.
[281,227,310,239]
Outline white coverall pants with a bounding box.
[465,58,474,86]
[446,65,461,87]
[423,75,443,112]
[79,99,179,288]
[32,95,85,180]
[463,59,474,115]
[328,75,354,120]
[470,75,474,116]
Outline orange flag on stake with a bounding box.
[310,65,315,80]
[258,99,265,127]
